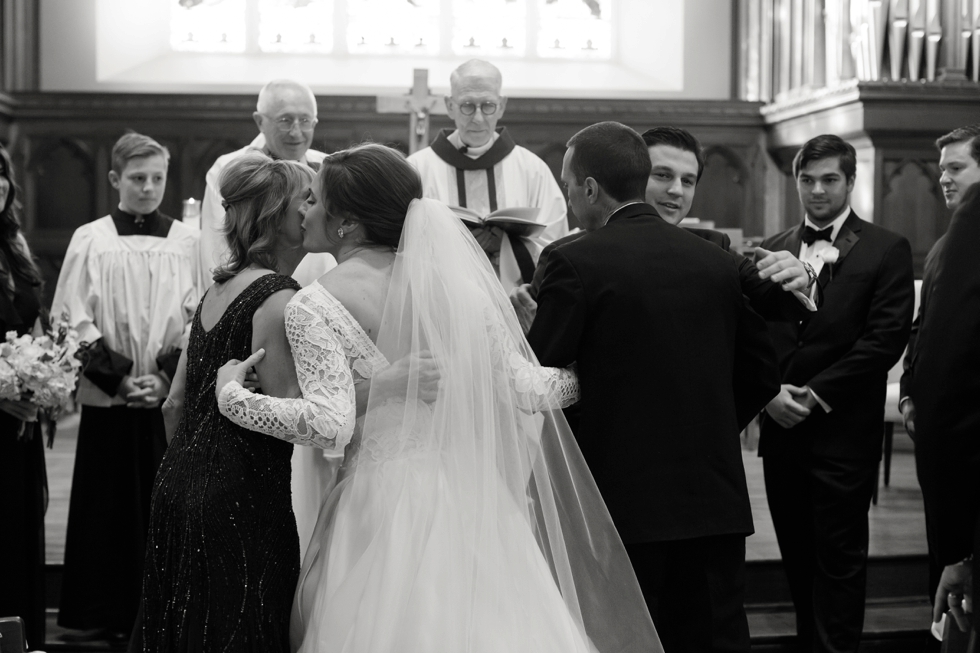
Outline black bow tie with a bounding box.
[802,225,833,245]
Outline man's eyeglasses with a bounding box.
[265,115,318,133]
[455,101,499,116]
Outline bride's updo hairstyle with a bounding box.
[213,152,314,283]
[318,143,422,247]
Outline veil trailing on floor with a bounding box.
[292,197,661,653]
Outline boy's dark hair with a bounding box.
[935,124,980,165]
[566,122,650,202]
[792,134,857,181]
[111,132,171,174]
[641,127,705,181]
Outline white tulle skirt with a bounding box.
[289,443,596,653]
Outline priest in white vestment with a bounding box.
[408,60,567,291]
[200,79,335,288]
[200,80,338,560]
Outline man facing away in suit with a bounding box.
[760,134,915,653]
[899,123,980,633]
[526,121,780,653]
[902,124,980,637]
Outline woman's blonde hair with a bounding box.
[212,153,314,283]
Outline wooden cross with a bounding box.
[377,68,447,154]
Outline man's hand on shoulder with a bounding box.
[765,384,812,429]
[755,247,812,292]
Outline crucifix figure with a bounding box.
[377,68,446,154]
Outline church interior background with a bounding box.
[2,0,979,649]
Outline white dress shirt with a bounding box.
[796,205,851,413]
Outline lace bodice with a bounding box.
[218,283,388,456]
[218,283,579,456]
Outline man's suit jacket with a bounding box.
[531,227,811,322]
[759,211,914,461]
[899,234,946,399]
[527,203,780,544]
[910,184,980,566]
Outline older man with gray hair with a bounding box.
[199,79,335,287]
[408,59,567,291]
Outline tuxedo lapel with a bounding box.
[816,211,862,289]
[789,222,805,258]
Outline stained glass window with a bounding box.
[451,0,528,58]
[346,0,441,56]
[538,0,612,59]
[170,0,247,53]
[258,0,334,53]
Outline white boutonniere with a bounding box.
[817,247,839,264]
[817,246,840,279]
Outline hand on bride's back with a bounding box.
[376,351,441,403]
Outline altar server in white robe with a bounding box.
[408,60,567,291]
[52,132,201,640]
[200,79,338,557]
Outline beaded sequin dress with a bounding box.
[141,274,301,653]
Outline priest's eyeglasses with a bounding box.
[456,101,499,116]
[265,115,318,133]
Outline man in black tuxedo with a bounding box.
[520,127,818,323]
[899,124,980,630]
[903,124,980,636]
[526,121,780,653]
[759,135,914,653]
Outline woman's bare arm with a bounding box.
[162,349,189,444]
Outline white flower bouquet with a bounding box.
[0,310,82,442]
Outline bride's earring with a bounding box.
[337,228,345,239]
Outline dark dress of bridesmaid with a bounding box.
[0,143,47,650]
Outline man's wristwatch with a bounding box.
[802,261,817,292]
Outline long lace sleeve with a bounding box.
[217,300,356,455]
[488,310,580,411]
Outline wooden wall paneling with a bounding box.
[2,93,771,297]
[881,157,947,270]
[690,145,749,230]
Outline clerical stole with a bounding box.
[424,129,534,284]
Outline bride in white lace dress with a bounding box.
[215,144,660,653]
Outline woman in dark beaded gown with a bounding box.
[139,153,315,653]
[0,143,48,651]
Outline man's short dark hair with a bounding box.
[566,122,650,202]
[792,134,857,181]
[641,127,705,182]
[936,124,980,165]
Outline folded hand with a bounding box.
[125,373,172,409]
[765,384,811,428]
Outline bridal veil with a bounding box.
[291,197,661,653]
